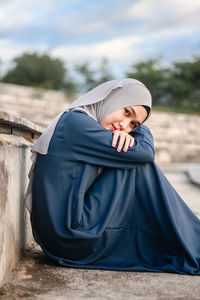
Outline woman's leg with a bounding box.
[67,163,200,274]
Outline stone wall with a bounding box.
[0,82,76,127]
[145,112,200,163]
[0,111,43,286]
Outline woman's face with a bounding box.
[100,105,148,133]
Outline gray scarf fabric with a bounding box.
[74,83,151,123]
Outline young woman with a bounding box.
[25,78,200,275]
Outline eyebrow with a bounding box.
[128,106,141,126]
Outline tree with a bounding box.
[75,57,114,92]
[1,52,68,90]
[75,61,97,92]
[126,58,168,105]
[166,56,200,111]
[95,57,114,85]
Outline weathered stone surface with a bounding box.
[145,111,200,163]
[0,82,76,127]
[0,111,43,135]
[0,124,11,134]
[0,114,39,286]
[12,127,33,140]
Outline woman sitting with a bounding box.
[25,78,200,275]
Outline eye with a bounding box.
[131,122,136,129]
[124,108,130,115]
[124,108,137,129]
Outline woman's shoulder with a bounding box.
[64,109,91,120]
[61,109,97,128]
[133,124,151,133]
[130,124,153,140]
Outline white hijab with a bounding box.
[25,78,152,213]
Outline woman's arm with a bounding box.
[63,110,155,169]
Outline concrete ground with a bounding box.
[0,163,200,300]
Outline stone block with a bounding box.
[12,127,33,140]
[0,114,37,286]
[0,124,11,134]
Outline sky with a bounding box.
[0,0,200,77]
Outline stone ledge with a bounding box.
[0,111,43,139]
[0,127,35,286]
[0,111,43,285]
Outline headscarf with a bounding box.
[32,78,152,155]
[25,78,152,213]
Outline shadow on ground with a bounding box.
[0,243,200,300]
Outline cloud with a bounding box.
[1,0,200,46]
[52,36,141,63]
[52,25,200,59]
[0,0,199,77]
[126,0,200,29]
[51,25,200,76]
[0,39,25,60]
[0,0,55,33]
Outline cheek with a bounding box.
[100,117,110,129]
[101,118,108,126]
[102,116,113,125]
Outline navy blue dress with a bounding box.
[31,110,200,274]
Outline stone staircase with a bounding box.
[0,82,200,163]
[0,83,76,127]
[145,111,200,163]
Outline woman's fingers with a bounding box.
[112,130,120,147]
[129,137,135,147]
[112,130,134,152]
[117,133,126,152]
[123,136,131,152]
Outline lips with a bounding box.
[111,124,117,131]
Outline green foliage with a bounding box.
[126,56,200,113]
[2,52,67,90]
[0,53,114,94]
[166,57,200,111]
[97,57,114,85]
[126,58,169,105]
[75,57,114,92]
[75,61,97,92]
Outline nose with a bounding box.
[119,119,129,130]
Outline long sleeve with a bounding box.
[63,110,155,169]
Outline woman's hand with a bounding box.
[112,130,135,152]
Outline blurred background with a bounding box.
[0,0,200,164]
